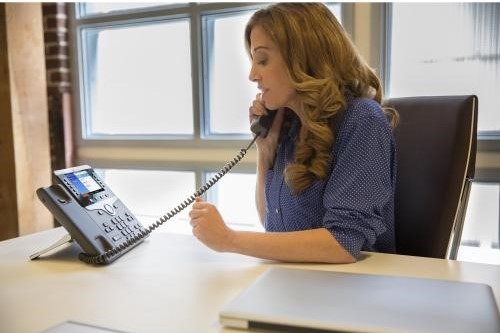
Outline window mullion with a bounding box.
[190,5,202,142]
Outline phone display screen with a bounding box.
[66,170,103,195]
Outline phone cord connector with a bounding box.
[79,136,258,265]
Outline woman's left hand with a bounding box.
[188,197,235,252]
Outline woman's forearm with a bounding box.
[255,149,274,226]
[255,163,267,226]
[227,227,356,264]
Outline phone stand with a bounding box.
[29,233,73,260]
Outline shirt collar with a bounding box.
[287,115,300,140]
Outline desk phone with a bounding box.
[36,166,148,264]
[33,112,276,264]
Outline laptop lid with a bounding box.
[220,267,500,333]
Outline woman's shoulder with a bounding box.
[335,95,392,140]
[338,96,392,134]
[346,96,385,121]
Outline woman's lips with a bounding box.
[261,88,269,100]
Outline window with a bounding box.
[81,19,193,137]
[388,3,500,134]
[387,3,500,264]
[70,3,346,233]
[205,172,262,231]
[203,11,256,137]
[459,183,500,265]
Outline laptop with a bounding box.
[219,267,500,333]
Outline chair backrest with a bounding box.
[385,95,477,259]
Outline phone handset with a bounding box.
[250,110,277,138]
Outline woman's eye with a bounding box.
[257,59,267,65]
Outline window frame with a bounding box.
[77,15,196,140]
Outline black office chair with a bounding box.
[385,95,478,259]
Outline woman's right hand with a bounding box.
[249,94,285,166]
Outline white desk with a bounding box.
[1,227,499,333]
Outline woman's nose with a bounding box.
[248,64,259,82]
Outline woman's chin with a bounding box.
[264,102,278,111]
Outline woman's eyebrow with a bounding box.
[251,46,270,55]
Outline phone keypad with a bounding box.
[101,210,145,244]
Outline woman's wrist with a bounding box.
[257,147,276,170]
[225,229,240,253]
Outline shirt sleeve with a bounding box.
[322,100,396,258]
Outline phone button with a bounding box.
[104,204,116,215]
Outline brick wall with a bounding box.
[42,2,73,172]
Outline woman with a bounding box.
[189,3,398,263]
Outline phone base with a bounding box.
[29,233,73,260]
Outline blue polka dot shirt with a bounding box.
[264,95,396,259]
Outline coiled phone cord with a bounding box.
[79,136,259,265]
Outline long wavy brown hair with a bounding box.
[245,3,398,194]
